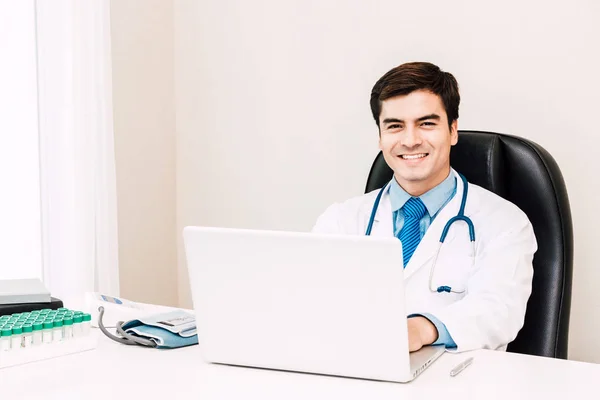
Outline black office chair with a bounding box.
[365,130,573,359]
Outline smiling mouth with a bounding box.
[398,153,428,160]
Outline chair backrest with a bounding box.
[365,130,573,359]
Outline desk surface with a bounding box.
[1,328,597,399]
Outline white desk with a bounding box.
[1,328,597,400]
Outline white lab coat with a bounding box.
[312,169,537,352]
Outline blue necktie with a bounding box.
[398,197,427,268]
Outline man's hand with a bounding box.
[407,316,439,352]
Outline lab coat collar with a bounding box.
[366,182,394,238]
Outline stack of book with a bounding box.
[0,278,63,316]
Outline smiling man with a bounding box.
[312,62,537,354]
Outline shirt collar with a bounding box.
[389,170,456,216]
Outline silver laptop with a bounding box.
[183,226,445,383]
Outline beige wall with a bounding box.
[174,0,600,363]
[111,0,177,306]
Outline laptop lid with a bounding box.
[183,226,420,382]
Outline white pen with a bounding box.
[449,357,474,377]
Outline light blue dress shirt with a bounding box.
[389,172,458,348]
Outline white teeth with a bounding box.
[401,154,427,160]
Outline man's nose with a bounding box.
[401,127,422,148]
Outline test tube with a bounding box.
[11,326,22,349]
[42,321,53,344]
[32,322,43,346]
[53,319,64,342]
[73,315,82,337]
[0,327,11,351]
[63,316,73,340]
[82,314,91,336]
[22,324,33,348]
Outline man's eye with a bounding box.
[387,124,402,130]
[422,122,436,127]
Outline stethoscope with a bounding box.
[97,306,157,347]
[365,173,475,294]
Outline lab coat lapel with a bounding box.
[403,170,464,280]
[366,186,394,238]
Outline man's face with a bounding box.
[378,90,458,196]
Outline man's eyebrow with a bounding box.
[382,118,403,125]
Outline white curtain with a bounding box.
[36,0,120,300]
[0,1,43,281]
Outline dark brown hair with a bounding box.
[370,62,460,129]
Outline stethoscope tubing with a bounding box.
[97,306,157,347]
[365,173,475,294]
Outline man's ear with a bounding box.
[450,120,458,146]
